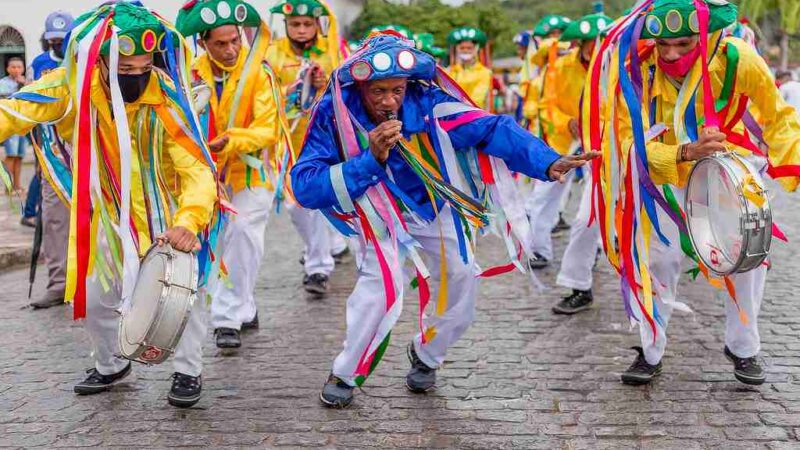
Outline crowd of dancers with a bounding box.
[0,0,799,409]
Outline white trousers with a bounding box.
[288,205,336,277]
[556,173,601,291]
[526,171,575,260]
[85,268,208,377]
[634,188,765,365]
[332,207,479,386]
[211,188,273,330]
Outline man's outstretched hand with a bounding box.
[547,151,602,183]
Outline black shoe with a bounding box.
[553,289,593,315]
[303,273,329,296]
[528,252,550,270]
[30,292,64,309]
[214,328,241,349]
[241,312,259,331]
[168,372,202,408]
[320,373,354,408]
[406,343,436,393]
[74,363,132,395]
[620,346,662,385]
[20,216,36,228]
[332,247,351,264]
[724,346,766,385]
[551,214,570,233]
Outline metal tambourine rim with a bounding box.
[119,243,198,363]
[685,153,749,276]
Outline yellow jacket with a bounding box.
[448,61,493,111]
[539,48,586,155]
[0,68,216,243]
[530,38,571,69]
[618,37,800,191]
[522,74,542,133]
[265,36,338,152]
[193,49,280,193]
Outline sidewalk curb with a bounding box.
[0,246,33,272]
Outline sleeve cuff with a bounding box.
[172,217,200,235]
[353,150,387,183]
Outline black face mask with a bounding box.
[52,46,64,60]
[117,71,151,103]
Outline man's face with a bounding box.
[579,39,596,63]
[99,53,153,82]
[286,16,318,44]
[547,29,563,39]
[455,41,477,58]
[200,25,241,67]
[516,44,527,59]
[655,36,699,62]
[48,38,64,52]
[359,77,408,123]
[6,60,24,78]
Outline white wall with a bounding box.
[0,0,363,67]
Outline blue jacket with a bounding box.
[291,81,561,219]
[30,52,62,81]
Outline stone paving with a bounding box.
[0,179,799,449]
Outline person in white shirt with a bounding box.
[777,70,800,112]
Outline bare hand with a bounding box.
[682,127,727,161]
[156,226,200,253]
[311,65,327,90]
[13,75,26,85]
[547,151,601,182]
[368,119,402,163]
[568,118,580,140]
[209,135,230,153]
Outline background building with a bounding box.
[0,0,365,76]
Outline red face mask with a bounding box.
[657,45,701,78]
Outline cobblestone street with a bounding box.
[1,180,799,449]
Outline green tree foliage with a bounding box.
[349,0,626,58]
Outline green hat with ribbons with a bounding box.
[176,0,261,37]
[561,13,613,41]
[365,25,413,40]
[447,27,487,46]
[269,0,329,17]
[72,2,168,56]
[640,0,738,39]
[413,32,447,58]
[533,15,572,37]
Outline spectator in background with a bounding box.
[777,70,800,113]
[0,57,28,193]
[21,12,73,229]
[26,11,74,310]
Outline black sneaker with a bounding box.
[724,346,766,385]
[332,247,351,264]
[528,252,550,270]
[553,289,594,315]
[74,363,132,395]
[551,214,570,233]
[621,346,662,385]
[241,312,259,331]
[406,343,436,393]
[214,327,241,349]
[320,373,354,408]
[303,273,329,296]
[168,372,202,408]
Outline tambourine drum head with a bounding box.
[687,159,742,274]
[123,252,167,345]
